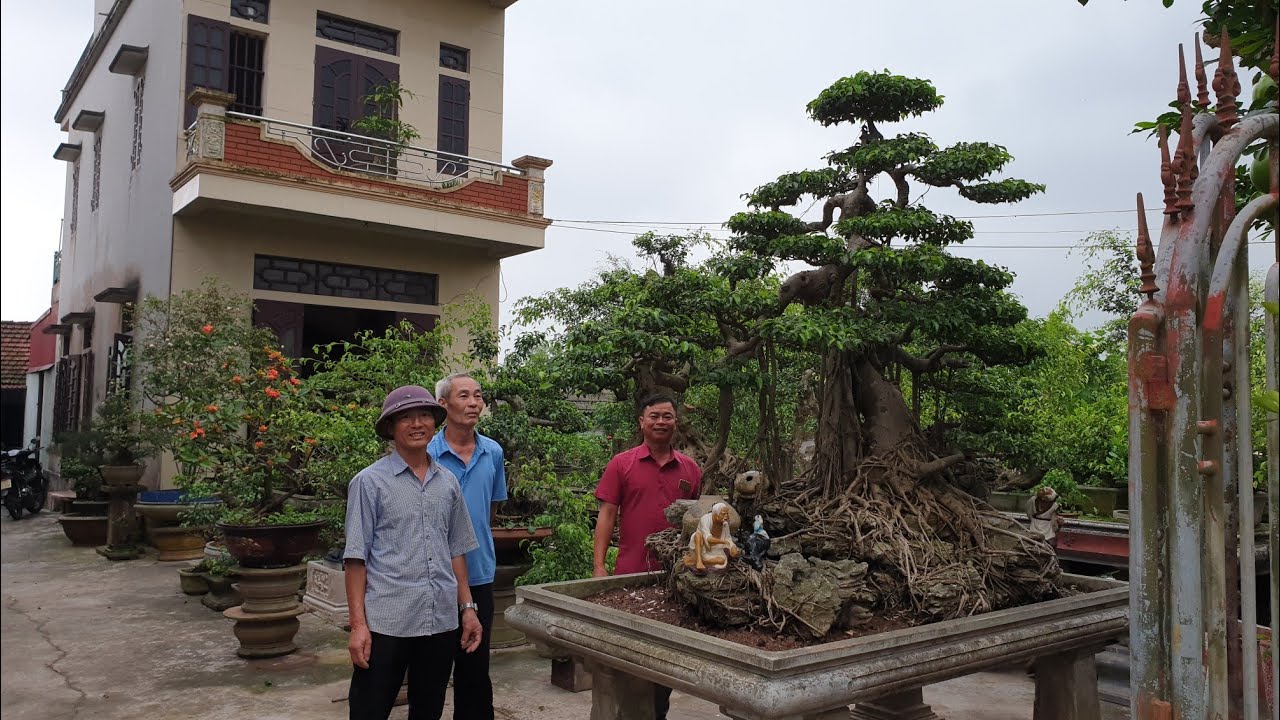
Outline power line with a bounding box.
[548,208,1154,226]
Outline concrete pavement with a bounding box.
[1,513,1129,719]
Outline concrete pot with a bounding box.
[508,572,1126,719]
[68,499,109,517]
[148,525,208,561]
[179,567,210,595]
[1078,487,1121,517]
[231,565,306,614]
[987,491,1031,513]
[98,464,144,487]
[492,527,552,565]
[201,574,243,611]
[223,606,304,658]
[57,515,109,546]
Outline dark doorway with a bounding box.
[302,305,396,365]
[0,388,26,449]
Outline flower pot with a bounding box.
[232,565,307,614]
[136,493,221,527]
[179,566,210,595]
[986,491,1031,513]
[1078,487,1121,517]
[492,527,553,565]
[201,574,243,611]
[57,515,109,546]
[98,464,144,487]
[217,521,326,569]
[148,525,209,561]
[67,499,110,517]
[205,541,232,563]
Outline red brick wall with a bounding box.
[221,122,529,215]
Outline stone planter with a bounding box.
[217,521,325,568]
[507,572,1126,719]
[98,464,144,487]
[1078,487,1121,517]
[148,525,209,561]
[67,499,109,517]
[179,566,210,595]
[232,564,307,614]
[302,559,349,626]
[224,563,307,658]
[987,491,1031,513]
[57,515,109,547]
[201,574,243,611]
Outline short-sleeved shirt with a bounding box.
[429,430,507,586]
[343,451,480,638]
[594,444,702,575]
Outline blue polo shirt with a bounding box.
[428,430,507,586]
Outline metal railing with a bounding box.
[220,112,522,189]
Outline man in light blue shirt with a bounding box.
[345,385,482,720]
[429,372,507,720]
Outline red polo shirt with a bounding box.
[595,444,702,575]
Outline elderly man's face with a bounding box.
[442,376,484,430]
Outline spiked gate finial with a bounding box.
[1213,30,1241,129]
[1159,126,1178,216]
[1136,193,1158,300]
[1175,105,1197,213]
[1194,35,1210,109]
[1177,44,1192,106]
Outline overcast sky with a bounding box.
[2,0,1270,331]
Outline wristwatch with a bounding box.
[460,602,479,614]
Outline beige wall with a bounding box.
[170,212,502,328]
[182,0,506,163]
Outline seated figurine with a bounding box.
[683,502,740,573]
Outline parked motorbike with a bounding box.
[1,438,49,520]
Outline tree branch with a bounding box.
[913,452,966,479]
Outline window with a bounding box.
[316,13,398,55]
[90,132,102,211]
[185,16,266,123]
[130,75,144,170]
[230,0,268,23]
[229,32,265,115]
[440,44,469,73]
[313,46,398,132]
[438,76,469,168]
[70,161,80,239]
[253,254,438,306]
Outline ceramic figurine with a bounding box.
[743,515,771,571]
[683,502,740,573]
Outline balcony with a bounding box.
[172,91,551,259]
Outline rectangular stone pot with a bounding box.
[507,572,1126,719]
[1078,487,1121,517]
[987,491,1031,513]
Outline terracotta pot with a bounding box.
[57,515,109,546]
[217,521,326,569]
[148,525,209,561]
[178,567,210,595]
[98,465,144,487]
[492,527,553,565]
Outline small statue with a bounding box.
[683,502,740,573]
[742,515,771,571]
[733,470,770,501]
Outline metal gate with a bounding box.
[1128,31,1278,720]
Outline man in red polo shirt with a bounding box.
[593,394,702,720]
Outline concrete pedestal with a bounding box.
[96,483,142,561]
[301,559,349,626]
[589,664,656,720]
[1033,650,1102,720]
[850,688,940,719]
[224,564,307,658]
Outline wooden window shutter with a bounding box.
[185,15,230,126]
[437,75,469,168]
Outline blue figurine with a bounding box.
[743,514,771,571]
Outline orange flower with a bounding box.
[172,417,183,425]
[232,375,243,384]
[289,378,301,386]
[265,388,281,399]
[304,438,317,445]
[205,404,219,412]
[201,324,214,335]
[192,420,202,428]
[258,425,269,432]
[329,405,339,411]
[189,431,200,439]
[266,368,280,380]
[254,441,266,449]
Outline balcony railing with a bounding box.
[186,112,523,191]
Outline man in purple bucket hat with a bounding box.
[343,384,483,720]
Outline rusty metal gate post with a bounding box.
[1128,31,1278,720]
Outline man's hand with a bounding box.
[592,563,609,578]
[348,625,372,669]
[459,609,482,653]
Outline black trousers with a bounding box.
[350,630,456,720]
[452,583,495,720]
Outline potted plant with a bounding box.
[93,390,156,487]
[54,430,111,546]
[350,81,422,177]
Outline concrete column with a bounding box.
[851,687,940,719]
[185,88,236,161]
[511,155,552,216]
[1032,651,1102,720]
[588,664,656,720]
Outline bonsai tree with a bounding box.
[351,81,422,176]
[93,390,156,467]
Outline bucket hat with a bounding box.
[376,385,447,440]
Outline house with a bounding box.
[40,0,551,472]
[1,321,33,449]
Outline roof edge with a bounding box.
[54,0,135,124]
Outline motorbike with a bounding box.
[1,438,49,520]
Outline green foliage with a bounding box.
[510,458,611,585]
[957,179,1047,204]
[829,133,937,175]
[913,142,1014,185]
[351,81,421,148]
[92,389,159,466]
[836,207,974,245]
[744,169,844,209]
[54,430,106,500]
[1035,469,1091,512]
[807,71,943,126]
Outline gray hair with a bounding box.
[435,372,479,402]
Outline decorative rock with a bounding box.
[772,554,875,638]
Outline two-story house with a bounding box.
[42,0,551,451]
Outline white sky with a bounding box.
[2,0,1272,330]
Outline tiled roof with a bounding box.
[1,321,32,389]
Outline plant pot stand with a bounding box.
[224,564,307,658]
[849,688,940,720]
[96,483,143,561]
[148,526,208,561]
[492,562,532,648]
[302,559,349,627]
